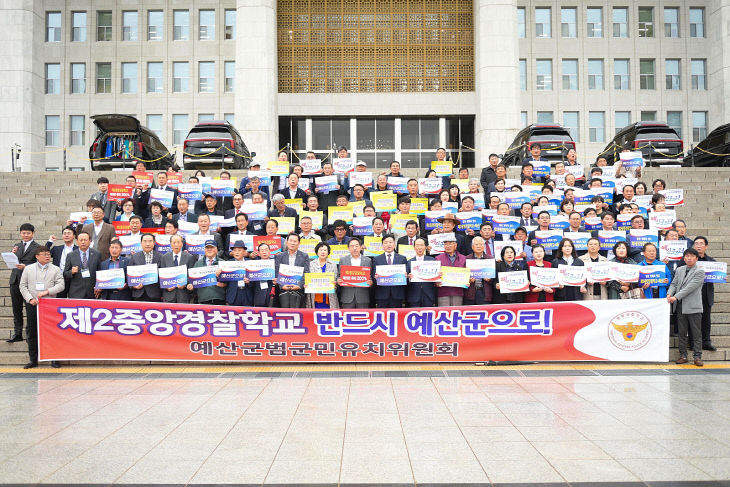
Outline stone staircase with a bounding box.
[0,168,728,364]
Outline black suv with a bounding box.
[183,120,254,170]
[601,122,683,166]
[89,114,175,170]
[501,124,576,166]
[683,124,730,167]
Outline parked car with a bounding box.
[89,114,174,170]
[601,122,683,166]
[182,120,254,170]
[683,123,730,167]
[501,124,576,167]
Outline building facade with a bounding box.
[0,0,727,172]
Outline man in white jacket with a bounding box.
[19,247,65,369]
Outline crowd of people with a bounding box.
[6,145,719,369]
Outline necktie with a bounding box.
[181,214,186,222]
[387,254,392,265]
[174,254,179,266]
[81,251,87,269]
[409,237,413,246]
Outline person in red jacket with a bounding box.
[526,244,555,303]
[434,234,467,306]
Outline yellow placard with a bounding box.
[441,266,471,288]
[398,244,416,261]
[432,160,453,177]
[328,205,354,224]
[410,197,428,215]
[350,200,366,216]
[371,192,397,213]
[284,198,303,211]
[304,272,335,294]
[389,214,418,233]
[328,244,350,263]
[272,217,296,235]
[300,211,324,230]
[268,160,290,177]
[299,238,319,258]
[364,236,383,257]
[451,178,469,193]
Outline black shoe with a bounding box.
[23,362,38,369]
[703,344,717,352]
[51,361,61,369]
[6,334,23,343]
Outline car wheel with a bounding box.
[233,155,244,170]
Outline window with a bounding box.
[172,114,189,145]
[589,112,605,143]
[562,59,578,90]
[665,59,681,90]
[536,59,552,90]
[173,10,189,40]
[147,62,163,93]
[536,111,553,124]
[519,59,527,90]
[640,59,655,90]
[198,61,215,93]
[691,59,707,90]
[640,111,657,121]
[70,63,85,94]
[615,111,631,134]
[224,9,236,39]
[613,7,628,38]
[45,63,60,94]
[122,11,138,41]
[198,113,215,122]
[121,63,137,93]
[587,8,602,38]
[690,8,705,38]
[638,7,653,37]
[45,116,60,146]
[173,62,189,92]
[563,112,579,141]
[401,118,439,167]
[588,59,604,90]
[614,59,630,90]
[199,10,215,40]
[148,10,163,41]
[97,11,112,41]
[224,113,235,125]
[692,111,707,142]
[561,8,576,38]
[96,63,111,93]
[71,12,86,42]
[517,7,526,38]
[667,111,682,138]
[70,115,85,146]
[535,8,551,38]
[521,112,528,128]
[146,114,162,138]
[224,61,235,92]
[46,12,61,42]
[664,8,679,37]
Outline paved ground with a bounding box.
[0,365,729,486]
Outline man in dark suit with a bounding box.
[194,214,224,257]
[372,234,408,308]
[518,202,538,227]
[268,194,299,230]
[90,176,118,223]
[172,198,197,224]
[522,142,549,165]
[63,231,101,299]
[226,213,254,258]
[128,233,163,301]
[214,171,236,213]
[273,233,310,308]
[396,220,421,249]
[406,237,438,308]
[7,223,39,342]
[81,206,115,261]
[158,235,196,303]
[97,239,131,301]
[337,239,372,308]
[46,226,78,298]
[223,193,246,220]
[225,241,252,306]
[278,173,308,201]
[153,171,178,215]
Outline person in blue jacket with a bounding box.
[638,242,672,299]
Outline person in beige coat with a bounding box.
[306,242,340,309]
[579,237,608,300]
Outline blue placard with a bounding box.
[628,232,658,249]
[492,217,520,235]
[598,232,627,251]
[535,232,562,251]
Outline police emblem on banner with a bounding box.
[608,311,652,351]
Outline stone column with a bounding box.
[0,2,45,171]
[235,0,278,162]
[473,0,520,168]
[709,2,730,130]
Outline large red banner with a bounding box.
[37,298,670,362]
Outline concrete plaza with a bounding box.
[0,365,729,486]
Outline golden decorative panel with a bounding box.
[278,0,474,93]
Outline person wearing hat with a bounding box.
[344,160,369,193]
[224,240,252,307]
[200,193,223,217]
[158,234,196,303]
[436,213,469,256]
[189,239,226,305]
[434,232,467,306]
